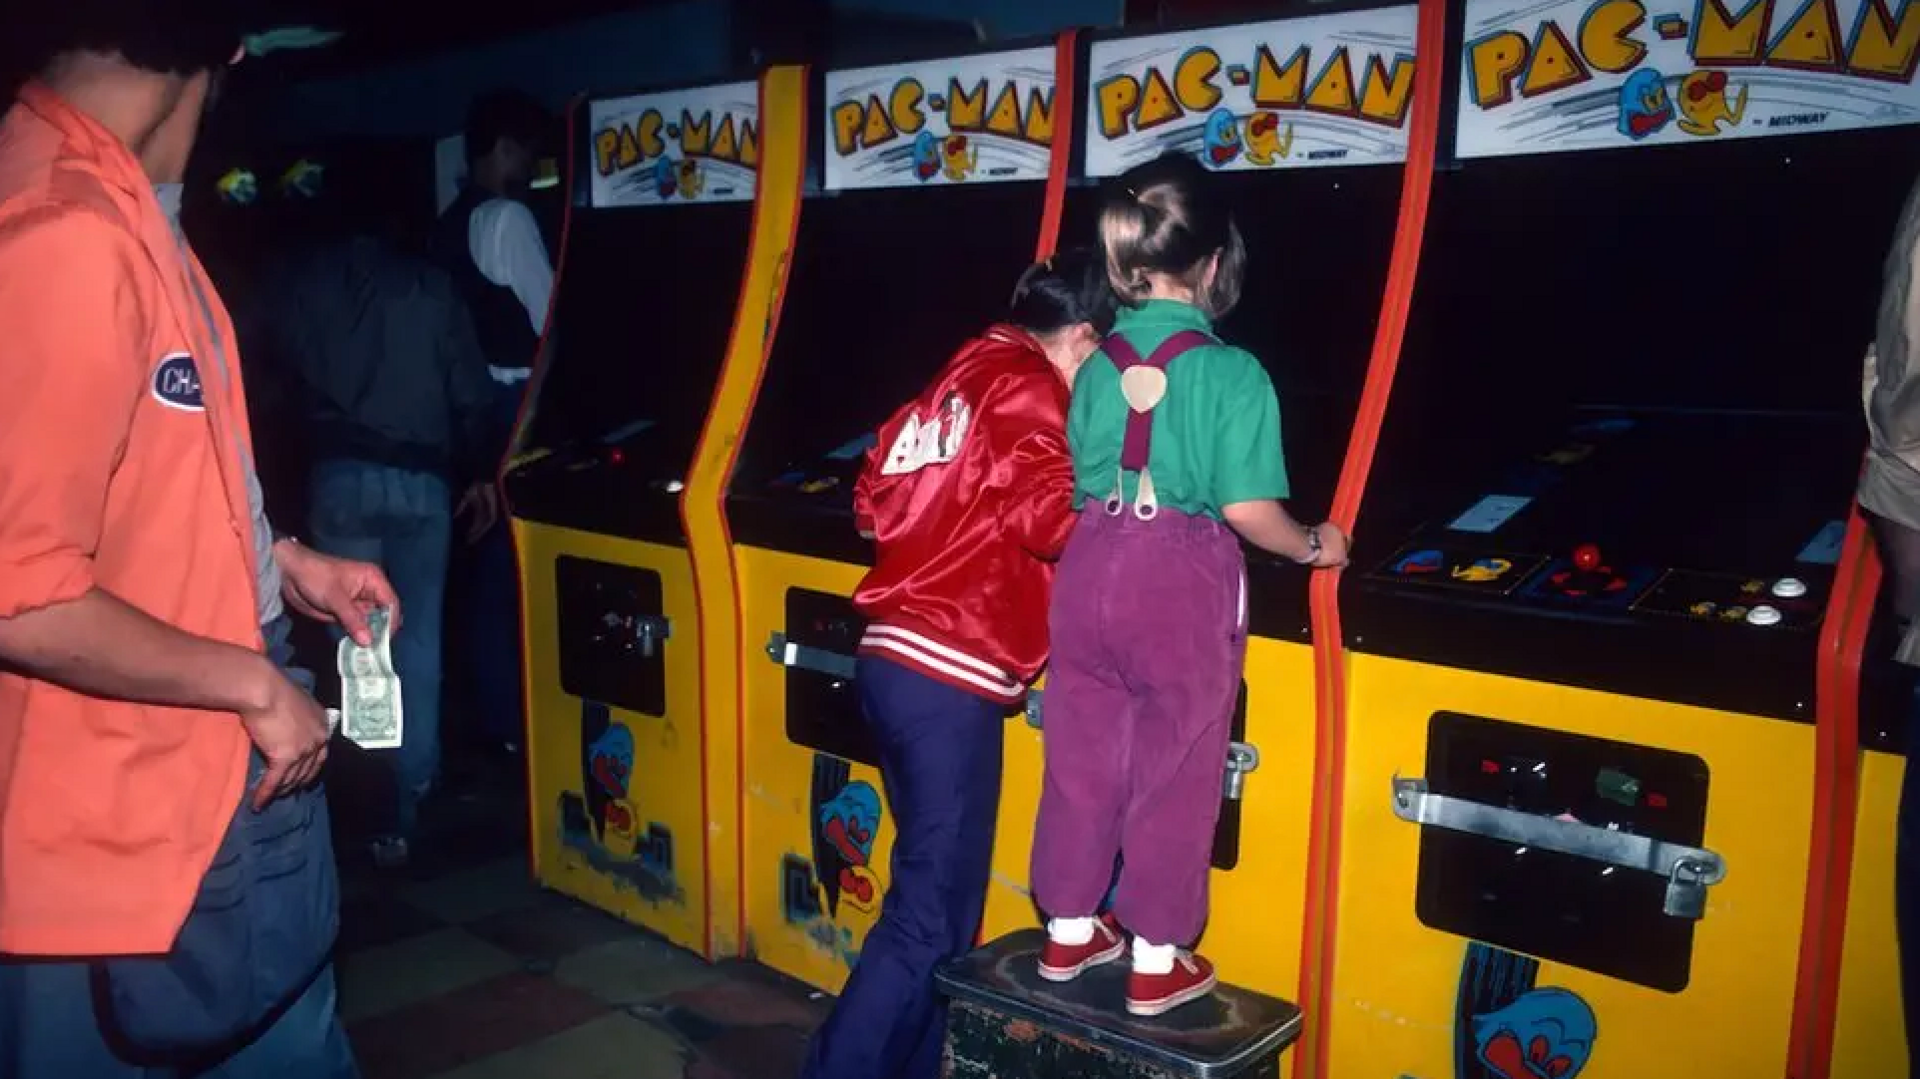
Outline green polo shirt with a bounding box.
[1068,300,1290,519]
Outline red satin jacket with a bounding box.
[853,325,1076,704]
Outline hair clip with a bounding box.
[1125,186,1138,198]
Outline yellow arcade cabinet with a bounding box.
[725,38,1073,992]
[506,72,806,957]
[1307,0,1920,1073]
[1046,5,1425,1005]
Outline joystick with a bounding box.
[1546,543,1629,599]
[1572,544,1602,572]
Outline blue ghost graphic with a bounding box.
[588,724,635,799]
[1617,69,1674,140]
[1472,987,1597,1078]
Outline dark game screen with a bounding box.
[727,181,1048,562]
[511,199,754,540]
[1346,127,1920,717]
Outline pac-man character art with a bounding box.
[1471,988,1597,1079]
[912,130,941,181]
[677,158,704,199]
[812,762,884,918]
[1617,69,1673,140]
[941,134,977,182]
[215,168,258,206]
[1202,108,1242,167]
[1394,549,1445,575]
[278,158,324,200]
[579,700,618,840]
[1452,557,1513,583]
[1242,112,1293,166]
[1676,69,1748,137]
[653,156,678,199]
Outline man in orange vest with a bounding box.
[0,6,397,1075]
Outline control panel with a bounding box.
[554,556,669,717]
[1413,712,1711,992]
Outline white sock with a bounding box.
[1048,916,1096,946]
[1133,938,1177,975]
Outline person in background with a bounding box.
[1030,153,1348,1018]
[0,5,400,1074]
[1859,168,1920,1079]
[432,87,552,758]
[800,251,1115,1079]
[249,170,501,870]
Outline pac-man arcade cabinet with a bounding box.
[509,73,806,956]
[1048,5,1423,1003]
[726,39,1071,992]
[1307,0,1920,1072]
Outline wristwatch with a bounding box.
[1295,525,1323,566]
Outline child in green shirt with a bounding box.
[1030,153,1349,1017]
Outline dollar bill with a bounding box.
[338,606,403,750]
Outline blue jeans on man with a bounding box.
[468,382,526,749]
[0,615,358,1079]
[308,459,450,839]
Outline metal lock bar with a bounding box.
[1223,742,1261,801]
[766,632,859,681]
[1389,777,1727,920]
[598,612,671,658]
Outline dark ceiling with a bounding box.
[250,0,688,80]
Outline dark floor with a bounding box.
[327,741,829,1079]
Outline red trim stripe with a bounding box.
[1300,1,1448,1074]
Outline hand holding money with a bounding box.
[338,606,404,750]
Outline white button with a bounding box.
[1771,577,1808,599]
[1747,605,1783,626]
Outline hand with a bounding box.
[238,662,331,810]
[1313,522,1352,569]
[277,540,401,647]
[455,482,502,544]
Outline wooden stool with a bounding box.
[937,931,1303,1078]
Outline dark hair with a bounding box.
[1008,246,1117,335]
[1099,152,1246,319]
[465,89,549,163]
[25,0,248,76]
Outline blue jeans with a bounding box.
[0,616,358,1079]
[471,382,527,746]
[308,460,451,838]
[800,657,1005,1079]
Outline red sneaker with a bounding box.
[1036,915,1126,982]
[1126,952,1218,1017]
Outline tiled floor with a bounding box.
[330,751,827,1079]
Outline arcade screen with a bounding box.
[510,201,753,539]
[1347,128,1920,717]
[728,182,1048,561]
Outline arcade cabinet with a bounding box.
[1313,0,1920,1071]
[726,38,1071,992]
[1057,6,1422,1005]
[507,72,807,957]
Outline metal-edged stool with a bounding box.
[936,931,1304,1078]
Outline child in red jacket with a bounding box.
[801,249,1115,1079]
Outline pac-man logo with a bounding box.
[150,353,205,412]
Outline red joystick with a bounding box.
[1572,544,1602,572]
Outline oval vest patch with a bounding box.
[151,352,205,411]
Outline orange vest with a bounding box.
[0,83,257,956]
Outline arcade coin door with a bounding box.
[1315,1,1920,1073]
[508,79,769,952]
[1053,5,1422,1002]
[726,41,1068,993]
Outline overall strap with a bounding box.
[1108,330,1215,472]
